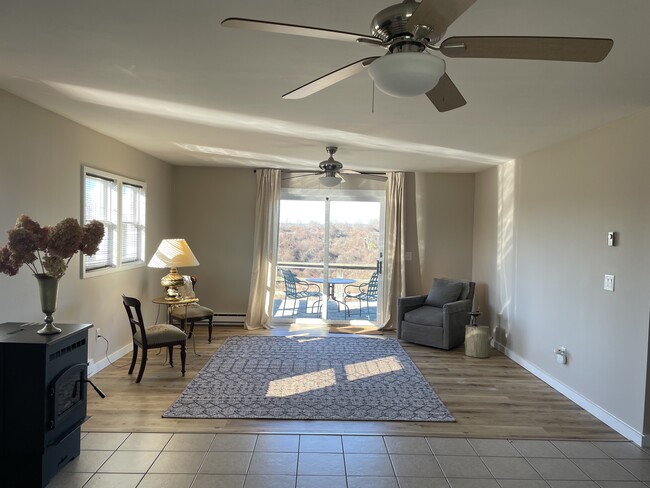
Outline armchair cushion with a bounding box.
[424,278,463,308]
[403,306,443,327]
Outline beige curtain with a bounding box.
[380,172,406,330]
[245,169,281,330]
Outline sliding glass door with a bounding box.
[273,189,384,325]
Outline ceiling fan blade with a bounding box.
[406,0,476,40]
[440,36,614,62]
[425,73,467,112]
[281,172,320,180]
[339,169,387,181]
[361,174,388,182]
[221,18,382,45]
[282,57,380,99]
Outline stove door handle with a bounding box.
[83,379,106,399]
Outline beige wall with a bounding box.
[472,108,650,440]
[171,166,256,314]
[405,172,475,296]
[0,90,173,366]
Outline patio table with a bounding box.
[306,277,356,316]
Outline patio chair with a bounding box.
[343,271,378,317]
[280,268,321,315]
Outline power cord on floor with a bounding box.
[97,333,168,369]
[98,334,126,369]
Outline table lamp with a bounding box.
[148,238,199,300]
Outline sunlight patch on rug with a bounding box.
[163,335,454,422]
[266,369,336,397]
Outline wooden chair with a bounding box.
[170,276,215,343]
[122,295,187,383]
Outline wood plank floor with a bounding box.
[84,325,622,441]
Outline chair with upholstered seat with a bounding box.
[397,278,475,350]
[122,295,187,383]
[170,276,215,343]
[343,271,378,317]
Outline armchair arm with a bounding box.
[443,299,472,316]
[398,294,427,312]
[442,299,473,349]
[396,294,427,339]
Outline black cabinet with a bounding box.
[0,322,92,488]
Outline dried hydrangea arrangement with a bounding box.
[0,214,104,279]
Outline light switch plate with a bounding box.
[604,274,615,292]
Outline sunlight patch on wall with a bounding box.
[175,144,314,169]
[495,160,517,346]
[266,368,336,397]
[46,82,511,166]
[344,355,403,381]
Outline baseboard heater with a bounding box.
[213,313,246,325]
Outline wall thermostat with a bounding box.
[607,231,616,247]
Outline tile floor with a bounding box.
[44,433,650,488]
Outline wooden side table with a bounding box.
[465,325,490,358]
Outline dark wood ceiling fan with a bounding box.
[222,0,613,112]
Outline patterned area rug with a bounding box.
[328,325,383,335]
[163,336,454,422]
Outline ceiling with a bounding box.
[1,0,649,173]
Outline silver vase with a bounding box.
[35,273,62,335]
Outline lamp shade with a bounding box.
[368,52,446,98]
[148,239,199,268]
[319,175,341,187]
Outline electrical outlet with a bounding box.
[554,347,568,364]
[604,274,615,292]
[95,328,101,341]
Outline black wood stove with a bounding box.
[0,322,100,487]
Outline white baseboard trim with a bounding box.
[88,343,132,377]
[492,340,646,446]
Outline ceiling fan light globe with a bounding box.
[319,175,341,187]
[368,52,446,98]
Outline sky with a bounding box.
[280,200,381,224]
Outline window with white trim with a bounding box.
[82,166,146,277]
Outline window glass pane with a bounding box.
[84,174,116,270]
[121,183,145,264]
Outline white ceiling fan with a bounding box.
[222,0,613,112]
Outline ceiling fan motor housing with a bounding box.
[319,160,343,177]
[371,1,420,41]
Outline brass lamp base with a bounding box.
[161,267,185,300]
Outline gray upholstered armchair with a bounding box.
[397,278,475,350]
